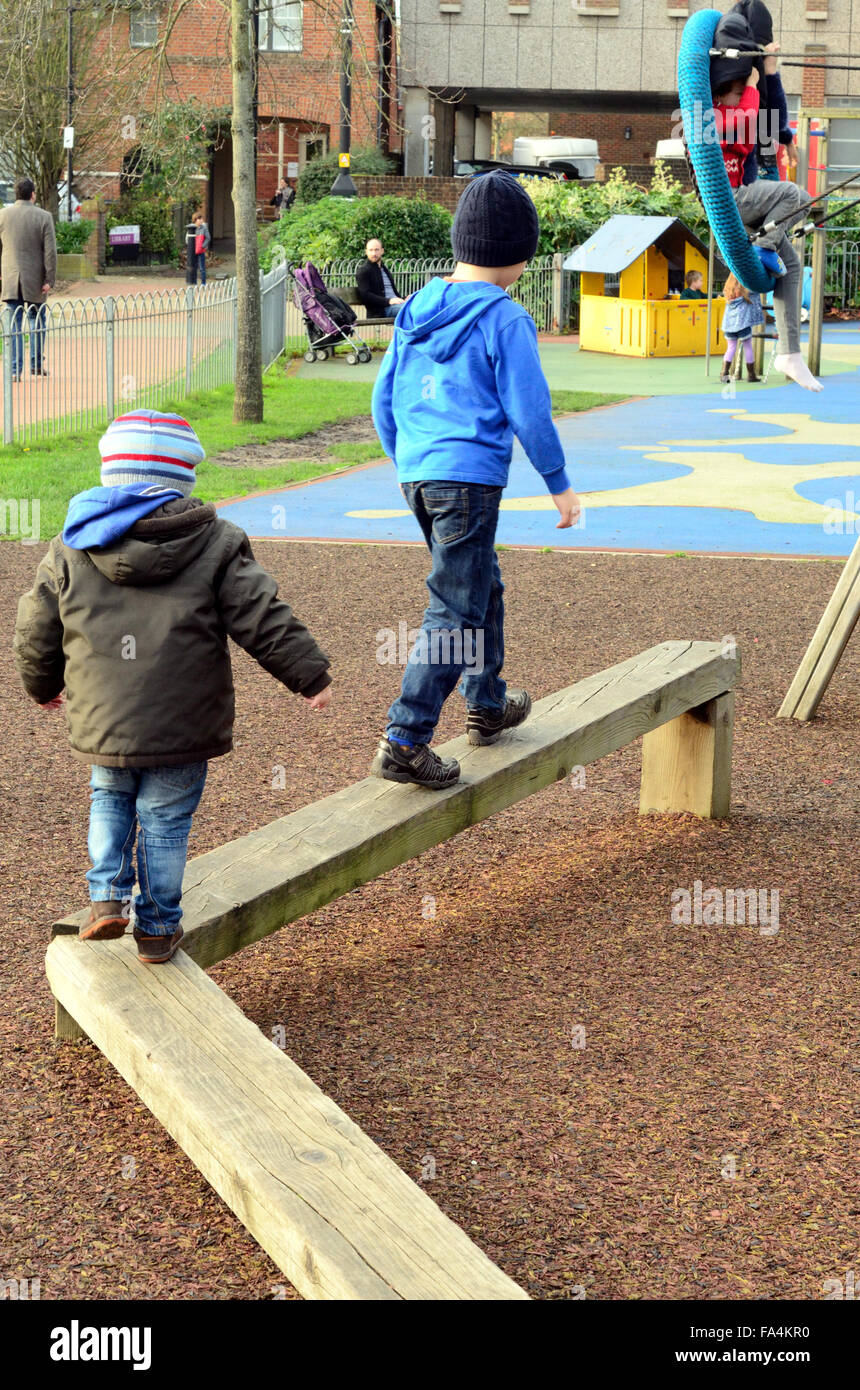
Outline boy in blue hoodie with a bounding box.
[14,410,332,962]
[369,171,580,790]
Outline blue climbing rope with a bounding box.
[678,8,777,294]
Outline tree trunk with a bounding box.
[230,0,263,423]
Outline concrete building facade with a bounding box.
[399,1,860,175]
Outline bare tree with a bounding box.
[231,0,262,422]
[0,0,148,215]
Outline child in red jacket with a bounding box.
[711,42,820,391]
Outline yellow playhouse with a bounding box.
[564,215,726,357]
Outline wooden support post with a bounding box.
[808,122,828,378]
[808,226,826,377]
[779,535,860,721]
[754,295,766,375]
[55,998,87,1043]
[796,112,810,194]
[639,692,734,818]
[705,230,715,377]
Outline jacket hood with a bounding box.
[732,0,773,46]
[395,278,511,362]
[63,483,184,550]
[83,496,218,587]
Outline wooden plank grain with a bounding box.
[45,934,528,1300]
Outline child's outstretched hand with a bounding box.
[551,487,581,529]
[40,693,64,711]
[303,686,332,711]
[763,42,780,76]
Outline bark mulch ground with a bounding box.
[1,540,858,1301]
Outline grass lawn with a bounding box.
[1,356,625,541]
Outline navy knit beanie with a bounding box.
[451,170,540,267]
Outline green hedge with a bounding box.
[105,191,176,263]
[527,162,711,255]
[296,145,393,205]
[55,219,93,254]
[261,194,453,268]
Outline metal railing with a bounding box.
[1,262,288,446]
[285,254,569,351]
[805,237,860,306]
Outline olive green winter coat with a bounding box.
[13,498,331,767]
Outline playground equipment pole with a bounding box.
[808,226,826,376]
[754,296,766,374]
[705,230,715,376]
[807,122,828,377]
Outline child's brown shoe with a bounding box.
[133,925,184,964]
[79,901,128,940]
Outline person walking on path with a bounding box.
[13,410,332,964]
[357,239,405,319]
[191,211,211,285]
[0,176,56,380]
[369,170,580,790]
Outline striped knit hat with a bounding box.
[98,410,205,497]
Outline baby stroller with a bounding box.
[288,262,373,365]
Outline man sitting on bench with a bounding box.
[356,239,405,319]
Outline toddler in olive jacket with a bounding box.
[14,410,332,963]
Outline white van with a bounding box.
[512,136,600,182]
[654,139,687,162]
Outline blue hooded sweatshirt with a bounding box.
[62,483,183,550]
[371,278,570,495]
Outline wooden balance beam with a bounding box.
[46,639,739,1300]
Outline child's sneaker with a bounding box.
[371,738,460,789]
[756,247,786,278]
[133,925,184,964]
[466,689,532,746]
[79,901,128,940]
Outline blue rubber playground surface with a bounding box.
[218,330,860,558]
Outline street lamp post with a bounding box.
[330,0,357,197]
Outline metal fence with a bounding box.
[5,235,856,447]
[285,254,569,352]
[1,261,288,446]
[805,237,860,306]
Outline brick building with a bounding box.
[79,1,399,238]
[399,0,860,180]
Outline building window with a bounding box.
[129,4,159,48]
[298,132,327,168]
[259,1,303,53]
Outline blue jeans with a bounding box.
[383,304,399,318]
[386,481,506,745]
[4,298,47,375]
[86,763,208,935]
[190,252,206,285]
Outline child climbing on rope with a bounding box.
[13,411,333,964]
[720,274,764,384]
[711,9,822,391]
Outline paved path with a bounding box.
[220,329,860,558]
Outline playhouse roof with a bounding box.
[563,215,723,275]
